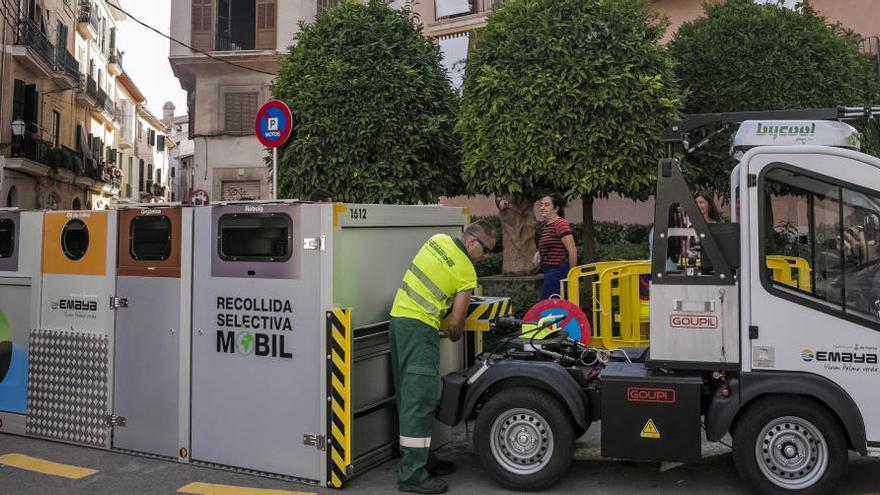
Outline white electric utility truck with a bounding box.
[437,107,880,494]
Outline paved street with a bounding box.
[2,424,879,495]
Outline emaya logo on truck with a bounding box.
[801,348,878,364]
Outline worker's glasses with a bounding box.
[475,237,493,254]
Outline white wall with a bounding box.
[169,0,193,57]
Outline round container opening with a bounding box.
[62,219,89,260]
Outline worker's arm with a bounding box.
[441,290,472,342]
[562,234,577,267]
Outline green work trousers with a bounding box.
[390,316,441,484]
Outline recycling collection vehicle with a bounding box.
[436,107,880,495]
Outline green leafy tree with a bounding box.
[668,0,880,196]
[272,0,461,203]
[458,0,683,273]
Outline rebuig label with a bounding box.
[669,313,718,329]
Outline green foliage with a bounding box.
[458,0,683,201]
[272,0,462,203]
[596,241,648,261]
[668,0,880,195]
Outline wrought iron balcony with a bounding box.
[15,19,55,69]
[109,49,123,70]
[54,48,80,82]
[78,0,100,31]
[86,76,98,100]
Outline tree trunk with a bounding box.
[581,195,595,264]
[498,195,538,275]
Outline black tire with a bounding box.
[473,387,575,491]
[732,396,848,495]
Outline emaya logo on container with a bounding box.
[50,293,98,314]
[216,330,292,358]
[756,123,816,139]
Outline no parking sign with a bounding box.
[255,100,294,199]
[255,100,293,148]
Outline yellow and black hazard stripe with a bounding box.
[464,298,512,331]
[326,308,352,488]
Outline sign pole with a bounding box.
[273,147,278,200]
[255,100,293,201]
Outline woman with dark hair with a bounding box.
[535,194,577,300]
[694,190,721,223]
[687,190,721,268]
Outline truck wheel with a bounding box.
[732,397,848,494]
[474,387,575,491]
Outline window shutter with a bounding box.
[255,0,276,50]
[157,135,165,152]
[191,0,214,52]
[224,92,258,134]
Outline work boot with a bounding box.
[398,476,449,494]
[426,459,456,476]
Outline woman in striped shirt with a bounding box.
[535,194,578,300]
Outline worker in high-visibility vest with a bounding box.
[390,222,496,494]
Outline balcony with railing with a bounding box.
[6,133,88,180]
[93,88,117,124]
[108,49,123,75]
[13,19,56,76]
[77,75,98,106]
[77,0,99,40]
[53,47,81,88]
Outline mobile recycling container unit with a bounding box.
[110,204,193,460]
[30,209,117,448]
[0,209,42,435]
[189,201,498,487]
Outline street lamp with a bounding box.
[11,118,25,157]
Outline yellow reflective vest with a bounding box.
[390,234,478,330]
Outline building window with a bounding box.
[5,186,17,207]
[317,0,342,13]
[128,156,133,185]
[72,197,82,210]
[224,92,258,134]
[51,110,61,147]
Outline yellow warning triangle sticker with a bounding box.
[641,419,661,439]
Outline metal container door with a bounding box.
[112,207,184,458]
[191,203,325,482]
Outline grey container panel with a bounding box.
[353,403,398,460]
[352,347,394,413]
[333,225,464,329]
[191,205,324,481]
[112,276,181,458]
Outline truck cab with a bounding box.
[437,108,880,494]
